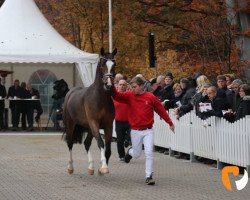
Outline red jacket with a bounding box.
[113,98,129,122]
[112,87,173,130]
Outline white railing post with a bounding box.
[246,115,250,177]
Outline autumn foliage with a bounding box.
[34,0,247,80]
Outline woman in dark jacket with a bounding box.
[235,84,250,121]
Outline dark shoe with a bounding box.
[124,140,129,148]
[124,148,132,163]
[12,127,17,131]
[124,153,132,163]
[146,177,155,185]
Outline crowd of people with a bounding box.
[114,72,250,124]
[0,79,43,131]
[112,72,250,178]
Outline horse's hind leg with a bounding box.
[67,141,74,174]
[84,131,94,175]
[65,117,75,174]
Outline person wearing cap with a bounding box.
[112,76,175,186]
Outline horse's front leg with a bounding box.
[84,131,94,175]
[89,122,109,175]
[98,132,109,174]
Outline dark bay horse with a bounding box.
[63,48,117,175]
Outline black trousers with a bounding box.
[0,107,4,129]
[115,121,131,158]
[10,106,20,128]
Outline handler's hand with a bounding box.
[170,124,175,133]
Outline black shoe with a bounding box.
[12,127,17,131]
[146,177,155,185]
[124,140,129,148]
[124,147,132,163]
[124,153,132,163]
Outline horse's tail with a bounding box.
[62,125,88,144]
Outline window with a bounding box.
[29,70,57,114]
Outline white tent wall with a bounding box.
[0,0,99,128]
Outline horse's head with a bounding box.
[99,47,117,90]
[52,79,69,99]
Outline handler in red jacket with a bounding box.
[112,76,175,185]
[113,79,131,161]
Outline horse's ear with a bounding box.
[112,48,117,56]
[100,47,105,56]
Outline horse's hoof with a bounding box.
[98,167,109,175]
[68,168,74,174]
[88,169,94,175]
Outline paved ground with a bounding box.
[0,132,250,200]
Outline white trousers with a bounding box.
[128,128,154,178]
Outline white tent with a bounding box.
[0,0,99,86]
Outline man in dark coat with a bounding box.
[200,86,230,120]
[27,83,43,126]
[0,78,7,130]
[216,75,233,109]
[7,79,22,131]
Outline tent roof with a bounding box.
[0,0,98,63]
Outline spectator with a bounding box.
[166,83,183,109]
[19,82,29,130]
[26,83,43,124]
[216,75,233,108]
[50,97,64,130]
[235,84,250,121]
[224,74,235,89]
[200,86,230,119]
[0,78,6,130]
[175,77,196,119]
[153,75,165,99]
[113,79,131,161]
[231,79,243,113]
[112,76,175,185]
[160,72,174,102]
[114,73,124,89]
[7,79,22,131]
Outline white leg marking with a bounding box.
[87,150,94,170]
[67,150,74,174]
[100,148,108,168]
